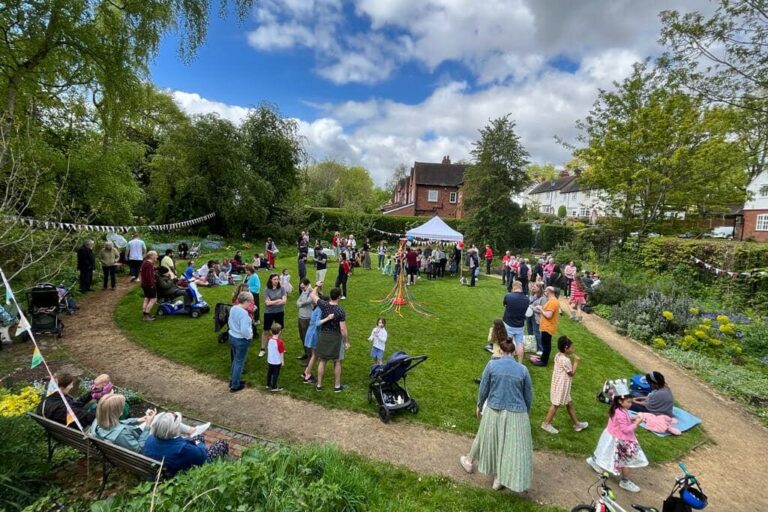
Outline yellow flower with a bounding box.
[0,386,41,417]
[701,318,712,325]
[694,330,708,339]
[719,324,735,334]
[716,315,730,324]
[653,338,667,348]
[662,310,674,321]
[689,307,699,315]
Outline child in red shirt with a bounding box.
[266,323,285,391]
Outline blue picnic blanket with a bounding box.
[631,406,702,437]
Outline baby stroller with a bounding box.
[27,283,68,337]
[368,352,427,423]
[213,302,259,344]
[188,242,201,259]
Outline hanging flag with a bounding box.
[16,314,31,334]
[31,346,43,368]
[4,286,12,305]
[65,410,75,426]
[46,377,59,396]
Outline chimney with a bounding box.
[559,169,570,177]
[442,155,451,164]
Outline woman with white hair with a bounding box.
[99,241,120,290]
[143,412,228,476]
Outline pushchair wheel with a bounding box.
[378,406,391,423]
[156,308,166,317]
[191,310,201,318]
[408,399,419,414]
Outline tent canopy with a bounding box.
[406,216,463,242]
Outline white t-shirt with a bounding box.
[127,239,145,260]
[267,337,285,365]
[369,327,388,350]
[197,265,210,278]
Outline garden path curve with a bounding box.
[59,282,765,510]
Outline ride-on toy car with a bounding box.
[156,282,210,318]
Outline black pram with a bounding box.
[368,351,427,423]
[27,283,68,337]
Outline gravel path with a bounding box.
[59,281,767,510]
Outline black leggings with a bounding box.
[335,273,348,297]
[540,331,553,366]
[267,363,281,389]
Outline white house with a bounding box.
[740,171,768,241]
[521,174,612,219]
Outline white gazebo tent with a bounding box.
[406,215,463,242]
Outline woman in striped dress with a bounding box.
[459,338,533,492]
[569,273,587,322]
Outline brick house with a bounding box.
[382,156,467,218]
[738,171,768,241]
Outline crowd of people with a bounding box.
[71,231,670,498]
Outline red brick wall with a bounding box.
[742,210,768,241]
[414,185,462,218]
[385,204,416,216]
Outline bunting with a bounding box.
[0,213,216,233]
[690,256,768,279]
[0,268,84,432]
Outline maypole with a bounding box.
[375,237,434,317]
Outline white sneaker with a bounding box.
[459,455,475,474]
[620,479,641,493]
[541,422,559,434]
[341,296,346,300]
[586,456,603,474]
[258,350,265,358]
[536,351,543,356]
[492,478,503,490]
[573,421,589,432]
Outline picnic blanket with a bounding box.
[630,406,701,437]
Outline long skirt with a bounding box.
[592,429,648,475]
[469,408,532,492]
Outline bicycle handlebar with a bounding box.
[678,463,698,484]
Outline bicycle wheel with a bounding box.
[570,506,595,512]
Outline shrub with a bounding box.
[591,304,613,318]
[538,224,574,251]
[740,321,768,358]
[610,291,693,343]
[589,276,639,306]
[557,205,567,218]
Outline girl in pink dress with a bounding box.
[541,336,588,434]
[569,274,587,321]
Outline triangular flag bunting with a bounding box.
[31,346,43,368]
[46,377,59,396]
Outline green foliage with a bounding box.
[575,62,748,237]
[557,205,567,218]
[591,304,613,319]
[0,415,62,511]
[462,115,529,248]
[572,227,622,263]
[610,290,693,342]
[538,224,574,251]
[740,321,768,358]
[92,444,563,512]
[628,238,768,272]
[525,163,557,182]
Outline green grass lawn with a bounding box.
[115,252,705,462]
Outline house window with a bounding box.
[584,190,591,199]
[757,214,768,231]
[579,207,589,217]
[449,191,457,203]
[760,185,768,197]
[428,190,438,202]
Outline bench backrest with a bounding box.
[88,435,164,479]
[27,412,99,458]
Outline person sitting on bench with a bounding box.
[36,372,95,427]
[90,393,154,452]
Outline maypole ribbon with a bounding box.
[1,213,216,233]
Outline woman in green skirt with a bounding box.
[459,337,533,492]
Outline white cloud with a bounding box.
[170,91,251,124]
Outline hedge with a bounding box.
[632,238,768,272]
[538,224,575,251]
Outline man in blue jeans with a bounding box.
[228,291,254,392]
[502,281,530,364]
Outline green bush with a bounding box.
[740,321,768,358]
[538,224,574,251]
[557,205,567,218]
[610,291,693,342]
[591,304,613,319]
[589,276,640,306]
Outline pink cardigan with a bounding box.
[607,409,639,442]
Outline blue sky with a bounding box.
[150,0,707,186]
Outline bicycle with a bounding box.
[571,463,707,512]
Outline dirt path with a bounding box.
[59,281,766,510]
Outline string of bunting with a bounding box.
[370,227,460,246]
[2,212,215,233]
[1,268,84,432]
[690,256,768,278]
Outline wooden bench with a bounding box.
[27,412,166,497]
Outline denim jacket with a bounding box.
[477,356,533,413]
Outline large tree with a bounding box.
[575,63,748,237]
[462,115,530,248]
